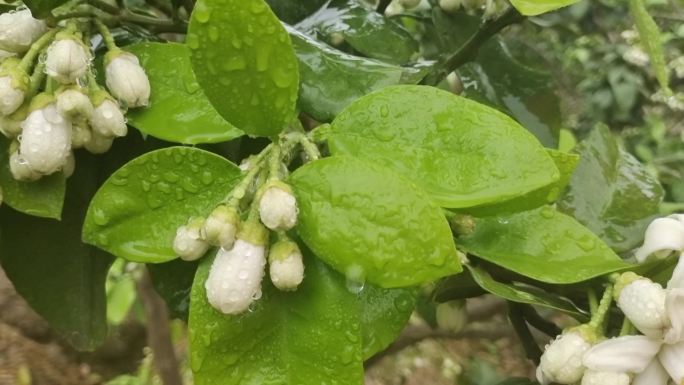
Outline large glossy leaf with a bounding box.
[125,43,243,144]
[458,206,629,284]
[0,136,65,219]
[296,0,418,65]
[189,251,364,385]
[328,85,559,208]
[288,26,427,122]
[22,0,68,18]
[147,259,198,320]
[187,0,299,137]
[558,125,664,253]
[466,265,587,320]
[0,153,112,350]
[290,156,460,288]
[360,286,416,359]
[266,0,328,24]
[83,147,242,263]
[509,0,580,16]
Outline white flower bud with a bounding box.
[268,239,304,291]
[0,10,47,53]
[105,51,150,108]
[173,217,210,261]
[84,130,114,154]
[616,273,668,339]
[0,58,29,116]
[537,331,592,384]
[62,151,75,178]
[398,0,421,9]
[439,0,462,13]
[205,221,269,315]
[435,300,468,333]
[635,217,684,263]
[45,38,91,84]
[70,121,92,149]
[89,98,127,138]
[581,370,630,385]
[203,205,239,248]
[20,99,72,174]
[56,88,93,119]
[259,181,298,231]
[9,150,40,181]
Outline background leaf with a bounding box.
[509,0,580,16]
[266,0,328,24]
[125,42,243,144]
[187,0,299,137]
[628,0,669,91]
[83,147,241,263]
[147,258,198,320]
[290,156,460,288]
[328,85,559,208]
[22,0,68,18]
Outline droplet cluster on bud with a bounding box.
[0,10,47,53]
[174,217,210,261]
[20,100,72,175]
[615,274,669,339]
[268,239,304,291]
[46,37,90,84]
[537,331,592,384]
[259,181,298,231]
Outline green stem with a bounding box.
[589,285,614,330]
[587,289,598,315]
[619,317,634,336]
[19,30,58,71]
[28,62,47,98]
[94,18,117,50]
[224,145,273,207]
[296,133,320,161]
[267,142,282,181]
[87,0,120,14]
[86,71,101,93]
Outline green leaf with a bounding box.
[288,26,427,122]
[458,206,629,284]
[628,0,670,91]
[0,153,113,350]
[328,85,559,208]
[266,0,328,24]
[296,0,418,65]
[458,40,563,148]
[509,0,580,16]
[22,0,68,18]
[83,147,242,263]
[125,43,243,144]
[289,156,460,288]
[0,136,66,219]
[360,286,416,359]
[147,258,198,320]
[189,251,364,385]
[466,265,587,320]
[558,125,664,253]
[187,0,299,137]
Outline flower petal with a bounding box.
[635,218,684,263]
[632,359,670,385]
[665,288,684,344]
[583,336,661,373]
[659,340,684,384]
[668,254,684,290]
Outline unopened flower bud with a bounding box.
[0,58,29,115]
[205,221,269,314]
[56,88,93,119]
[20,95,72,174]
[635,217,684,262]
[45,36,91,84]
[658,340,684,384]
[581,370,630,385]
[439,0,462,13]
[84,130,114,154]
[203,205,239,248]
[105,50,150,107]
[0,9,47,53]
[436,300,468,332]
[89,94,127,138]
[9,149,40,181]
[0,102,28,137]
[173,217,209,261]
[71,121,92,149]
[268,239,304,291]
[615,273,668,339]
[537,328,594,385]
[259,180,297,231]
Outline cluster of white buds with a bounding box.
[0,11,150,185]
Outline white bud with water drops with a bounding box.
[9,147,40,181]
[268,238,304,291]
[173,217,210,261]
[0,9,47,53]
[105,50,150,108]
[439,0,462,13]
[56,88,93,119]
[45,33,91,84]
[259,180,298,231]
[615,272,669,339]
[580,370,630,385]
[634,217,684,263]
[436,300,468,333]
[205,221,269,315]
[88,91,127,138]
[84,130,114,154]
[19,94,72,175]
[537,326,595,385]
[0,58,29,116]
[203,204,239,248]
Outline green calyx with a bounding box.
[209,204,240,226]
[613,272,644,300]
[568,324,601,344]
[263,179,293,195]
[0,58,30,92]
[186,216,206,231]
[269,239,300,262]
[104,48,128,66]
[237,219,269,246]
[89,89,115,108]
[28,93,55,112]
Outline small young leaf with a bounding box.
[508,0,580,16]
[187,0,299,137]
[290,156,460,288]
[125,43,243,144]
[458,206,628,284]
[189,251,364,385]
[0,136,66,219]
[83,147,242,263]
[558,125,664,253]
[328,85,559,208]
[628,0,670,91]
